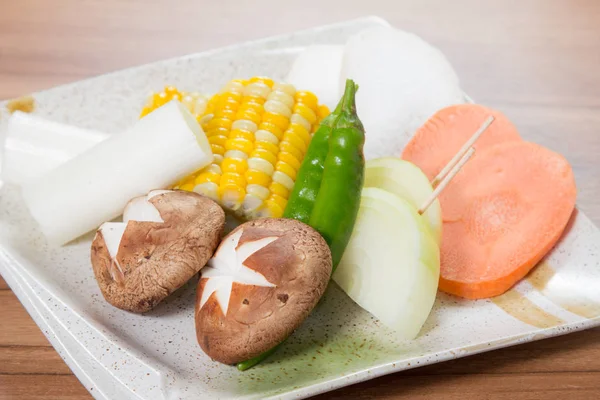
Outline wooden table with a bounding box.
[1,0,599,398]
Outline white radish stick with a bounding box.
[431,115,494,188]
[21,101,213,245]
[2,112,109,184]
[418,147,475,215]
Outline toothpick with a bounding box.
[418,147,475,215]
[431,115,495,188]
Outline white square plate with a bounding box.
[1,16,600,400]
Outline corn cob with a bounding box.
[141,78,330,219]
[140,86,211,120]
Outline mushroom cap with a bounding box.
[91,190,225,313]
[195,218,332,365]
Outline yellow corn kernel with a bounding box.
[282,132,307,153]
[295,91,318,110]
[275,161,297,180]
[208,134,228,147]
[254,140,279,155]
[214,108,236,119]
[293,103,317,125]
[269,181,289,198]
[220,172,246,188]
[251,148,278,166]
[279,141,303,161]
[194,171,221,185]
[262,112,290,131]
[258,121,284,140]
[286,123,311,145]
[221,158,248,174]
[221,91,243,104]
[224,138,253,154]
[236,107,262,125]
[249,76,274,88]
[229,129,255,142]
[261,199,285,218]
[277,151,302,170]
[245,170,271,187]
[269,193,288,211]
[210,144,225,155]
[318,104,330,120]
[179,183,195,192]
[140,107,152,117]
[164,86,178,95]
[206,126,229,138]
[207,117,232,131]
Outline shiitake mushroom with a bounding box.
[91,190,225,313]
[195,218,332,364]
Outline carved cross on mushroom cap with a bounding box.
[199,228,279,316]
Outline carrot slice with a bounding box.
[402,104,522,181]
[437,141,576,299]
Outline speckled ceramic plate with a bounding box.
[1,16,600,400]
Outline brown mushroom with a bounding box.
[91,190,225,313]
[195,218,332,365]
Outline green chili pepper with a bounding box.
[282,96,343,223]
[236,80,365,371]
[308,80,365,270]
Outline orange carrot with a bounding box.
[402,104,522,181]
[436,141,576,299]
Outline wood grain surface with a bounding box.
[1,0,599,399]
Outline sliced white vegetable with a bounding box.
[285,45,344,111]
[2,111,109,184]
[98,222,128,260]
[102,190,173,260]
[340,26,465,160]
[21,101,212,245]
[333,187,440,340]
[365,158,442,244]
[123,197,163,224]
[200,228,277,315]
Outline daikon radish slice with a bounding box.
[340,26,465,160]
[2,111,109,184]
[286,45,344,111]
[21,101,212,245]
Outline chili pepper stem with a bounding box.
[237,343,281,371]
[339,79,358,115]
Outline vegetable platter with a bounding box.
[1,16,600,400]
